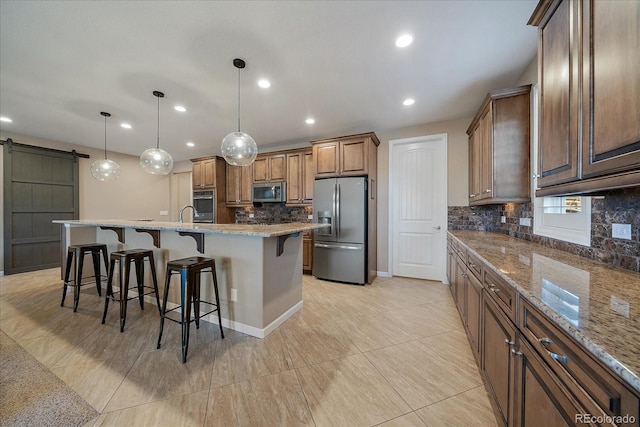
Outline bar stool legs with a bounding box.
[157,257,224,363]
[61,243,109,312]
[102,249,160,332]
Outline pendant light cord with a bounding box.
[237,66,241,132]
[103,114,108,159]
[156,94,160,149]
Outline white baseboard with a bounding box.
[0,271,4,276]
[140,295,302,339]
[376,271,392,278]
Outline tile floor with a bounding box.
[0,269,500,427]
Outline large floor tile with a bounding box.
[415,385,500,427]
[377,412,428,427]
[210,330,294,388]
[103,341,215,412]
[378,301,463,339]
[365,339,482,410]
[205,370,314,427]
[297,353,411,427]
[335,312,414,352]
[282,320,360,367]
[93,390,209,426]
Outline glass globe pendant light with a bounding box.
[221,58,258,166]
[140,90,173,175]
[90,112,121,181]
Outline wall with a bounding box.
[0,131,192,272]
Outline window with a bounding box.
[530,84,591,246]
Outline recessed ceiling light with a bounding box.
[174,105,187,112]
[396,34,413,48]
[403,98,415,106]
[258,79,271,89]
[120,123,132,129]
[0,116,13,123]
[305,118,315,125]
[186,142,195,147]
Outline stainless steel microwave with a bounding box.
[252,182,286,203]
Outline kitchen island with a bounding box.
[53,220,327,338]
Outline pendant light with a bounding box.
[90,112,121,181]
[140,90,173,175]
[221,58,258,166]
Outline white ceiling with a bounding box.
[0,0,538,162]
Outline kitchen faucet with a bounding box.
[179,205,198,223]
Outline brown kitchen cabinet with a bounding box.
[311,132,380,178]
[466,85,531,205]
[192,156,225,190]
[253,153,286,183]
[286,149,314,205]
[482,291,518,426]
[302,230,313,274]
[530,0,640,196]
[226,164,253,207]
[465,264,482,363]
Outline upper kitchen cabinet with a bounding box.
[530,0,640,196]
[191,156,226,190]
[467,85,531,205]
[311,132,380,178]
[253,153,286,183]
[226,164,253,207]
[286,148,314,205]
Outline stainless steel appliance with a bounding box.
[252,182,286,203]
[192,190,215,223]
[313,177,367,285]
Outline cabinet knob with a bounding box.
[484,189,491,193]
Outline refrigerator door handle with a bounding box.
[335,182,340,239]
[314,243,362,250]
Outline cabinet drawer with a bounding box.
[483,267,516,321]
[520,299,639,423]
[466,251,483,280]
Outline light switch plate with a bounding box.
[308,214,314,220]
[501,216,506,224]
[249,213,254,218]
[612,223,631,240]
[230,288,237,302]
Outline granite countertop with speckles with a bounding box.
[52,219,327,237]
[449,230,640,393]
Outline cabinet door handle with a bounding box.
[469,194,476,198]
[488,284,501,293]
[539,338,569,363]
[484,189,491,193]
[504,339,514,347]
[511,349,523,357]
[469,263,477,268]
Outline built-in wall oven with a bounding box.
[193,190,215,223]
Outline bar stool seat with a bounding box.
[102,249,160,332]
[61,243,109,312]
[157,256,224,363]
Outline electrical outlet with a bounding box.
[308,214,314,220]
[612,223,631,240]
[230,288,237,302]
[501,216,506,224]
[159,210,169,216]
[249,213,254,218]
[519,217,531,227]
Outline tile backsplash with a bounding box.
[448,187,640,273]
[235,204,313,224]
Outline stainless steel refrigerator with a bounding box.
[313,177,367,285]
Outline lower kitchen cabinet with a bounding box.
[482,293,517,426]
[465,269,482,362]
[302,231,313,274]
[513,337,590,427]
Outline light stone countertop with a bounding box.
[52,219,328,237]
[449,230,640,393]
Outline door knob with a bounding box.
[434,226,441,230]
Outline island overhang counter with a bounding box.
[53,220,328,338]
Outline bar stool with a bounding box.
[61,243,109,312]
[101,249,161,332]
[157,256,224,363]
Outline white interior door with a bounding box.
[170,171,193,222]
[390,134,447,281]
